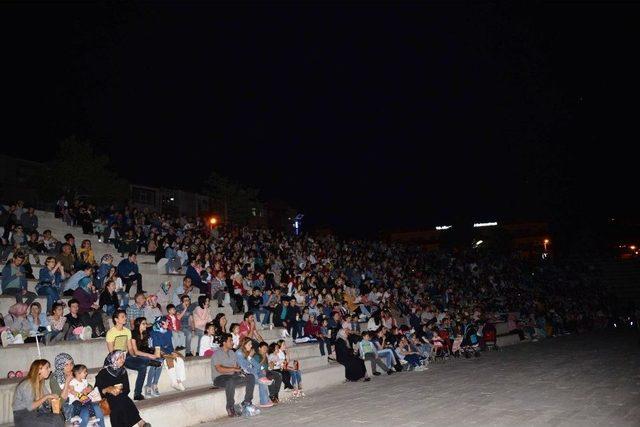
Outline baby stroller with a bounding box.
[481,322,499,351]
[461,322,481,358]
[429,332,449,363]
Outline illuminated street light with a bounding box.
[209,217,218,225]
[473,222,498,228]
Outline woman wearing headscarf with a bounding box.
[72,276,104,337]
[49,353,105,427]
[334,324,369,382]
[150,316,187,391]
[95,351,151,427]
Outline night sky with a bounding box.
[1,3,638,233]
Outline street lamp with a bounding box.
[543,239,550,252]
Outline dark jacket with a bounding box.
[99,290,120,310]
[73,287,98,315]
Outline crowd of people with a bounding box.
[1,198,614,426]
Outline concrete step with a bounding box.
[0,354,338,426]
[496,333,521,347]
[135,364,346,427]
[0,324,317,377]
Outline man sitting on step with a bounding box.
[211,333,257,417]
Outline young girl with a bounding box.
[68,364,100,425]
[277,340,304,397]
[166,304,186,350]
[229,323,240,349]
[198,322,219,357]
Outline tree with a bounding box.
[204,171,261,225]
[38,136,129,206]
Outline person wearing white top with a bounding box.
[198,324,219,357]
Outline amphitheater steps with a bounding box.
[135,364,346,427]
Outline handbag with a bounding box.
[99,399,111,416]
[162,352,180,369]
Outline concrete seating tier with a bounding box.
[0,341,330,425]
[0,326,302,377]
[496,333,521,347]
[136,364,345,427]
[494,321,510,335]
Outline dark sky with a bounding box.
[1,3,638,233]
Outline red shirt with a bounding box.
[167,314,181,331]
[239,320,252,339]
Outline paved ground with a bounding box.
[197,330,640,427]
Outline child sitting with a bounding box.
[69,364,100,425]
[229,323,240,349]
[198,322,219,357]
[278,339,304,397]
[166,304,186,350]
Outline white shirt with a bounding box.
[68,378,89,404]
[198,334,219,355]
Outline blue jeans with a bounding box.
[184,328,193,354]
[359,304,371,317]
[195,329,204,355]
[289,370,302,388]
[36,285,60,313]
[317,337,331,356]
[125,355,149,396]
[244,362,270,405]
[376,349,395,368]
[255,308,271,325]
[102,304,116,317]
[116,291,130,308]
[146,359,163,386]
[63,401,105,427]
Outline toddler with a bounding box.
[69,364,99,425]
[230,323,240,349]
